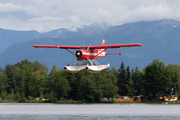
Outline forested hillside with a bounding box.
[0,59,179,103]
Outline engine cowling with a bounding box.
[76,51,82,58]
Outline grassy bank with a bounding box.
[0,99,180,104]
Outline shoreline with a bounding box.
[0,100,180,104]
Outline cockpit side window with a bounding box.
[89,49,95,53]
[84,47,88,50]
[80,47,88,50]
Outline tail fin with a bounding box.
[102,39,106,52]
[102,39,105,46]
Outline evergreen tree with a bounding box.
[117,62,126,96]
[18,60,34,97]
[132,66,142,95]
[19,92,26,102]
[125,66,133,96]
[77,75,97,102]
[0,68,8,96]
[97,69,118,101]
[66,72,78,100]
[48,65,71,100]
[143,63,162,98]
[5,64,21,94]
[47,90,57,103]
[165,64,180,96]
[31,61,48,97]
[14,91,20,101]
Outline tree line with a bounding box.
[0,59,180,102]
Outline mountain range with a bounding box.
[0,19,180,71]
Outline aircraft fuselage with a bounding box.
[76,47,106,60]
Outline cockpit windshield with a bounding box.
[80,47,89,50]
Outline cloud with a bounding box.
[28,17,64,23]
[70,15,80,23]
[116,3,174,24]
[0,2,23,12]
[0,0,180,32]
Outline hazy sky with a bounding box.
[0,0,180,32]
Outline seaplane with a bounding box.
[33,40,143,73]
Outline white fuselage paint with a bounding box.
[83,52,106,56]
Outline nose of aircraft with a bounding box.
[76,51,82,58]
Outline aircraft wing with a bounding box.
[33,45,81,49]
[88,43,143,49]
[33,43,143,49]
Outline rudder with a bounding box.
[102,39,105,45]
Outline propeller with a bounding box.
[76,51,82,58]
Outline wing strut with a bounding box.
[92,48,108,59]
[65,48,75,55]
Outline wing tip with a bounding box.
[139,43,144,47]
[137,43,143,47]
[33,45,38,48]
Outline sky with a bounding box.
[0,0,180,32]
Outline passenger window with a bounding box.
[80,47,88,50]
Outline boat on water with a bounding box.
[164,96,178,102]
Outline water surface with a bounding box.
[0,103,179,119]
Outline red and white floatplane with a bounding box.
[33,40,143,73]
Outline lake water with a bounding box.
[0,103,180,120]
